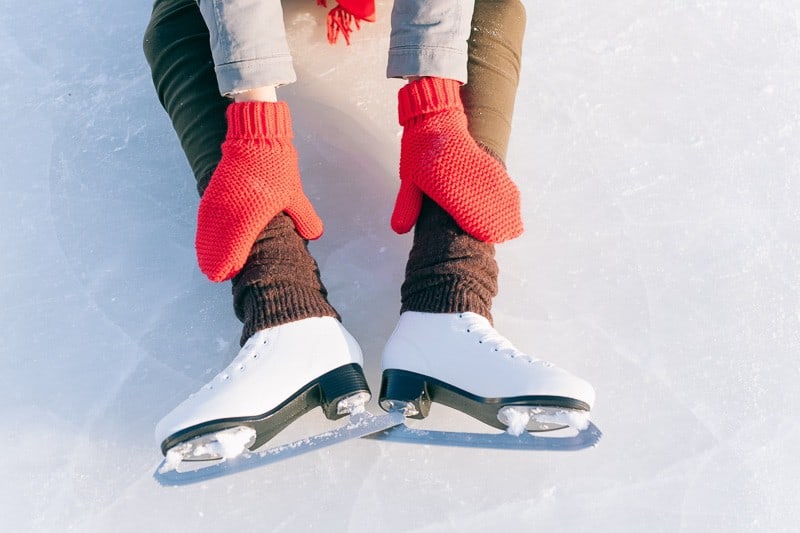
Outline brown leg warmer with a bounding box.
[232,214,339,346]
[400,0,526,322]
[143,0,337,345]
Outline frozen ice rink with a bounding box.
[1,1,798,531]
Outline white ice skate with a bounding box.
[155,316,372,464]
[378,311,596,435]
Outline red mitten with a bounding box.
[196,101,323,282]
[391,77,523,243]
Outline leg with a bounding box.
[387,0,524,244]
[391,0,528,321]
[381,0,595,431]
[143,0,337,340]
[178,1,320,284]
[197,0,296,96]
[387,0,474,83]
[143,0,227,195]
[143,0,369,461]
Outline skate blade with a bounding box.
[154,410,407,485]
[497,405,591,435]
[368,418,602,451]
[158,390,372,475]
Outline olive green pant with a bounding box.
[142,0,526,338]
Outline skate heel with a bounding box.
[318,363,371,420]
[379,369,431,419]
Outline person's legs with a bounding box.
[197,0,296,96]
[381,0,595,428]
[144,0,368,461]
[460,0,526,162]
[143,0,228,195]
[392,0,527,321]
[386,0,474,83]
[143,0,338,342]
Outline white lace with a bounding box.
[199,330,273,393]
[459,313,552,366]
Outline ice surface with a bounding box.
[2,0,800,531]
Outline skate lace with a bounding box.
[460,313,551,366]
[198,331,273,394]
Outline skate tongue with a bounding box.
[463,316,518,355]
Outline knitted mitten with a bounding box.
[391,77,523,243]
[196,101,323,282]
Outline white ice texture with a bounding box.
[2,0,799,531]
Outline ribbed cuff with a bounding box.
[398,77,464,126]
[225,101,293,140]
[237,282,339,345]
[231,213,339,346]
[400,197,498,323]
[401,277,494,322]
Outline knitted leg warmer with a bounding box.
[232,213,339,346]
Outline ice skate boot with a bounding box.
[379,312,595,434]
[156,316,370,463]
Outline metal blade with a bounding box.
[154,410,406,486]
[367,420,602,451]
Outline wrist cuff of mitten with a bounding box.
[225,101,293,140]
[398,77,464,126]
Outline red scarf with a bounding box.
[318,0,376,45]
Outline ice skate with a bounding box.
[379,311,595,434]
[155,316,371,464]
